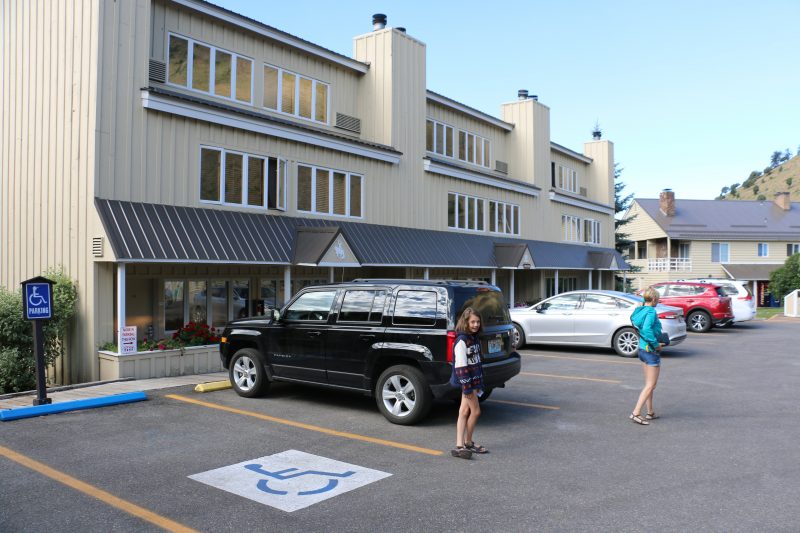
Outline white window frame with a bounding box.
[557,164,578,193]
[167,33,253,104]
[711,242,730,263]
[199,145,286,210]
[789,243,800,256]
[427,118,491,169]
[488,200,520,235]
[757,243,769,257]
[448,192,485,232]
[584,219,601,245]
[263,63,330,125]
[296,163,363,218]
[562,214,582,242]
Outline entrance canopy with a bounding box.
[96,198,629,270]
[722,264,781,281]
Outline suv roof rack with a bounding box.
[350,278,490,286]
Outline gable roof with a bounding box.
[635,199,800,240]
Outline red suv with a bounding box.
[646,282,733,333]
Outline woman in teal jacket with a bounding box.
[629,287,665,425]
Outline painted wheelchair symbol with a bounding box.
[244,463,355,496]
[28,287,46,307]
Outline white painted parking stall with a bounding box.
[189,450,391,512]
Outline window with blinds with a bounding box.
[264,64,329,124]
[297,164,362,218]
[426,119,490,168]
[200,146,285,210]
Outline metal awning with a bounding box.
[96,198,630,270]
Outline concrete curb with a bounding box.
[0,377,136,401]
[194,380,232,393]
[0,392,148,421]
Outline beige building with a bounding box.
[2,0,625,384]
[623,190,800,304]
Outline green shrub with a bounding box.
[0,347,36,393]
[787,177,794,186]
[757,194,766,201]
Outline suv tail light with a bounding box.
[738,294,752,300]
[658,312,678,319]
[446,330,457,363]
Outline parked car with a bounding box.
[678,278,755,324]
[645,282,734,332]
[219,279,521,425]
[510,290,687,357]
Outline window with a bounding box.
[164,281,185,331]
[488,200,519,235]
[167,34,252,103]
[669,284,705,297]
[678,243,690,258]
[426,119,490,168]
[562,215,581,242]
[545,277,577,297]
[263,64,329,124]
[200,147,286,210]
[392,290,437,326]
[338,290,386,323]
[164,279,249,332]
[711,242,729,263]
[582,294,619,310]
[636,241,647,259]
[556,165,578,193]
[296,164,362,217]
[283,290,337,321]
[448,192,484,231]
[757,243,769,257]
[788,243,800,256]
[542,293,582,311]
[584,219,601,244]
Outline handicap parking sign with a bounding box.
[23,282,52,320]
[189,450,391,512]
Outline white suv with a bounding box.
[678,278,755,324]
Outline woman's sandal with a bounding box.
[645,412,660,420]
[465,441,489,454]
[450,446,473,459]
[629,413,650,425]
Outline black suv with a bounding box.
[219,279,521,425]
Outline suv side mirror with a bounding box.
[272,309,280,321]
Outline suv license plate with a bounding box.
[488,338,502,354]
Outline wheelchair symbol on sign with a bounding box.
[28,287,46,307]
[244,463,355,496]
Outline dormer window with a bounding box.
[555,164,578,193]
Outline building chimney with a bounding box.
[774,191,791,211]
[518,89,528,100]
[372,13,387,31]
[659,189,676,216]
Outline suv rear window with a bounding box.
[714,284,737,297]
[453,288,510,327]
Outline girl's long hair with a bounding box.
[455,307,483,335]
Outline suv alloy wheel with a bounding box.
[229,348,270,397]
[686,310,711,333]
[375,365,432,425]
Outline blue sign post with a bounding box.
[20,276,55,405]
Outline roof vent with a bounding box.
[92,237,104,258]
[149,58,166,83]
[592,121,602,140]
[396,27,406,33]
[372,14,387,31]
[518,89,528,100]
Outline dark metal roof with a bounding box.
[636,199,800,240]
[494,244,530,268]
[96,199,629,270]
[722,264,782,281]
[144,86,401,156]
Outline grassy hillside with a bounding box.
[717,154,800,201]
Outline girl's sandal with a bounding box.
[465,441,489,454]
[645,412,659,420]
[450,446,473,459]
[629,413,650,425]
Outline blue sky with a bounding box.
[216,0,800,202]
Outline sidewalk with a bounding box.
[0,372,227,411]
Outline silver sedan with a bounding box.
[510,290,687,357]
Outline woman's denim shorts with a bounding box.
[638,348,661,367]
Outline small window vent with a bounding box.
[149,58,166,83]
[579,187,588,197]
[495,160,509,174]
[92,237,104,257]
[335,113,361,134]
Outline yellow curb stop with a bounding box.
[194,380,232,393]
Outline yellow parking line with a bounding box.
[166,394,443,456]
[0,445,199,533]
[520,372,621,384]
[523,353,640,365]
[487,399,560,410]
